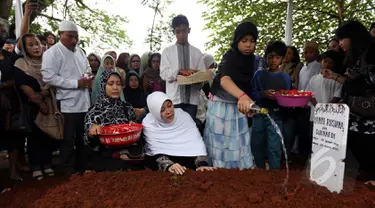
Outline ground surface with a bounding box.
[1,165,374,208]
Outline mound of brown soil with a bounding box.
[2,169,375,208]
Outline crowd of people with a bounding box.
[0,1,375,194]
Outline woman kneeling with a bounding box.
[84,70,144,171]
[143,92,215,175]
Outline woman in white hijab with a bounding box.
[142,92,215,175]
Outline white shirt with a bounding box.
[306,73,343,120]
[42,42,90,113]
[160,44,206,105]
[298,61,321,90]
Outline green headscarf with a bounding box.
[91,54,125,104]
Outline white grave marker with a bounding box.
[310,103,349,193]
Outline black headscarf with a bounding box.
[123,71,147,109]
[84,70,136,148]
[211,21,259,97]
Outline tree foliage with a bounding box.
[199,0,375,60]
[2,0,132,49]
[142,0,174,52]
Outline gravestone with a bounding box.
[310,103,349,193]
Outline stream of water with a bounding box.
[266,114,289,192]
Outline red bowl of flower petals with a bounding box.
[99,123,143,147]
[275,89,314,107]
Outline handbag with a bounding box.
[34,88,64,140]
[347,93,375,118]
[6,85,33,133]
[346,49,375,118]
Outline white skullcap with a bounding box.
[58,20,78,32]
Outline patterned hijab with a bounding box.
[91,55,125,104]
[84,69,136,148]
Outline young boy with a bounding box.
[296,41,321,159]
[251,41,291,170]
[307,50,343,119]
[160,14,205,119]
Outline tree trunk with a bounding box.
[0,0,13,20]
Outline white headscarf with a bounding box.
[142,92,207,157]
[203,53,215,69]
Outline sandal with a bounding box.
[44,168,55,177]
[9,176,23,183]
[32,170,44,181]
[0,187,11,194]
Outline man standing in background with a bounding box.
[42,20,92,176]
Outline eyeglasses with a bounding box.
[132,60,140,63]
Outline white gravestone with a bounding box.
[310,103,349,193]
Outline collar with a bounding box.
[58,42,76,53]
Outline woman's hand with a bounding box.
[88,124,102,137]
[168,163,187,175]
[134,108,146,119]
[196,166,217,172]
[322,69,337,80]
[39,102,48,115]
[237,94,254,114]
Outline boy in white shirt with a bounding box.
[307,50,344,119]
[160,14,205,119]
[295,41,322,160]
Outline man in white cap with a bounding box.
[42,20,92,176]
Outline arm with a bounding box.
[155,155,174,171]
[221,76,247,99]
[41,52,79,89]
[20,85,44,105]
[284,74,292,90]
[194,156,209,168]
[251,71,264,103]
[160,49,179,82]
[330,82,343,103]
[17,2,38,49]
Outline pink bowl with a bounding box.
[274,94,313,107]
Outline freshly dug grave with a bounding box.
[3,169,375,208]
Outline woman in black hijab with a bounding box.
[322,20,375,182]
[204,21,266,169]
[123,71,148,122]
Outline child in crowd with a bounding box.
[251,41,291,170]
[295,41,321,159]
[160,14,205,119]
[307,50,344,107]
[298,41,321,90]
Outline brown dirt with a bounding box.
[1,169,375,208]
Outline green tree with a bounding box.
[199,0,375,60]
[1,0,132,49]
[142,0,174,51]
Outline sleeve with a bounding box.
[155,155,174,171]
[15,46,22,55]
[160,48,179,82]
[13,67,29,88]
[196,51,206,71]
[194,156,209,168]
[284,73,292,90]
[251,70,264,103]
[41,51,78,89]
[83,106,102,148]
[306,77,313,92]
[334,82,343,98]
[124,102,137,122]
